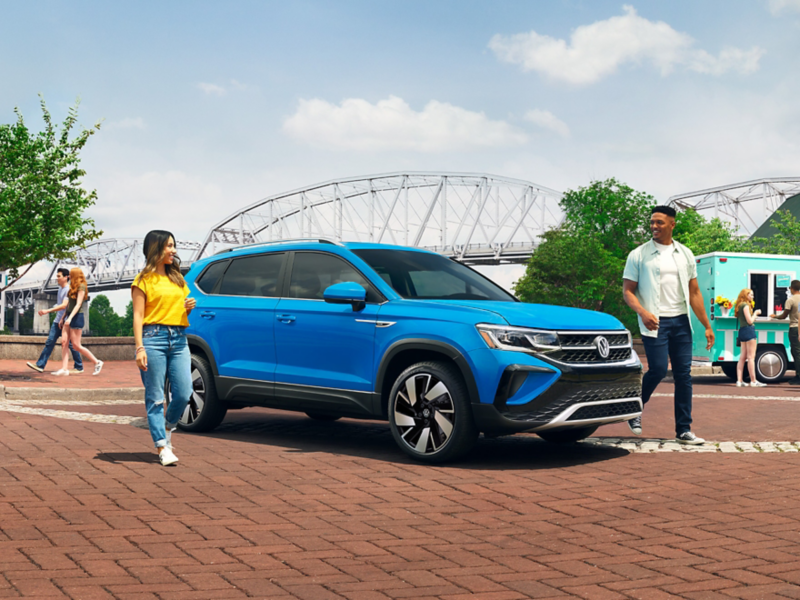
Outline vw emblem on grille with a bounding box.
[594,336,610,359]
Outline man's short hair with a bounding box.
[56,268,70,278]
[651,205,677,218]
[791,280,800,292]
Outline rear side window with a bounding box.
[217,253,284,297]
[288,252,379,302]
[195,260,229,294]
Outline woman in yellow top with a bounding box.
[132,230,196,466]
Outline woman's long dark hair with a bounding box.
[139,230,185,287]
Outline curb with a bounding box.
[1,386,143,401]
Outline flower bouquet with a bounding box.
[716,296,733,316]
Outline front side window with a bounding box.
[217,253,284,297]
[288,252,379,302]
[195,260,229,294]
[354,249,516,301]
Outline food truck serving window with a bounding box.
[748,271,795,316]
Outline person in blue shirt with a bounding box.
[26,268,84,373]
[623,205,714,445]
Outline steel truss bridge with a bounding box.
[4,172,563,310]
[668,177,800,237]
[6,173,800,313]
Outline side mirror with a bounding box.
[323,281,367,311]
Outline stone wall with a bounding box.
[0,336,135,361]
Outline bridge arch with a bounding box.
[194,172,563,264]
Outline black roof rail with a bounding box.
[213,238,343,255]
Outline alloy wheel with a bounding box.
[393,373,455,455]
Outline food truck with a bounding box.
[690,252,799,383]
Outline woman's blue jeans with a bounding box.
[139,325,192,448]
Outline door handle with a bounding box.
[201,311,215,319]
[277,314,296,323]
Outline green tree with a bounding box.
[748,210,800,255]
[677,213,748,256]
[0,96,103,291]
[88,294,121,337]
[120,300,134,336]
[559,178,655,260]
[515,179,655,332]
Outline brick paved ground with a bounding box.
[2,360,800,598]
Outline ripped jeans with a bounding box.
[139,325,192,448]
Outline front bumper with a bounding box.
[472,355,643,436]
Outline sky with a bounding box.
[2,0,800,312]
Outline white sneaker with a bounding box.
[159,446,179,466]
[51,369,69,376]
[93,360,104,375]
[751,381,767,387]
[736,381,748,387]
[676,431,705,445]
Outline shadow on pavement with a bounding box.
[189,411,629,469]
[94,452,159,464]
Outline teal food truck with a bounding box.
[691,252,799,383]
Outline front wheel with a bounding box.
[166,354,227,432]
[388,361,478,463]
[537,426,598,443]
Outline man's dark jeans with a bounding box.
[35,319,83,370]
[641,314,693,435]
[790,327,800,379]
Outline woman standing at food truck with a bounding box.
[735,289,766,387]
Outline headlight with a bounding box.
[476,324,560,354]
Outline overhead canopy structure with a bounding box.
[669,177,800,237]
[193,172,563,265]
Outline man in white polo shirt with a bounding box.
[622,205,714,444]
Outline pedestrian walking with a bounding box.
[53,268,103,376]
[622,205,715,444]
[26,268,83,374]
[132,230,196,466]
[735,289,765,387]
[769,279,800,384]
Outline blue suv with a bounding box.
[178,239,642,462]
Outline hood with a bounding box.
[429,301,626,331]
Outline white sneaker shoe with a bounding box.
[736,381,748,387]
[159,446,179,466]
[93,360,104,375]
[676,431,705,445]
[750,381,767,387]
[51,369,69,376]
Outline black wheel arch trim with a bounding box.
[375,339,482,407]
[186,335,220,377]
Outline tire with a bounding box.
[305,412,341,422]
[388,361,478,463]
[720,363,738,381]
[166,354,227,432]
[755,347,787,383]
[537,426,599,444]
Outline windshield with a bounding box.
[353,249,517,301]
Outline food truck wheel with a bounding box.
[755,347,787,383]
[719,364,739,381]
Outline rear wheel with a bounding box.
[167,354,227,432]
[537,426,599,443]
[755,347,786,383]
[388,361,478,463]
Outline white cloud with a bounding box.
[282,96,528,152]
[197,82,227,96]
[489,5,764,85]
[523,109,570,137]
[104,117,145,131]
[768,0,800,14]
